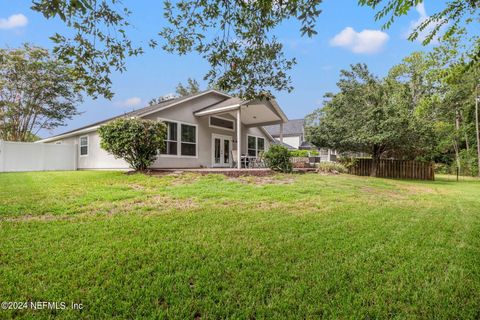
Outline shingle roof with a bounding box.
[264,119,304,136]
[39,90,230,141]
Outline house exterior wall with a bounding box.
[281,135,301,149]
[44,93,272,169]
[59,132,129,169]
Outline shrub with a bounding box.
[338,157,358,169]
[289,150,319,157]
[264,145,293,173]
[98,118,167,171]
[316,162,348,174]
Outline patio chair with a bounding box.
[251,151,266,168]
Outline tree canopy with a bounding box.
[29,1,479,100]
[359,0,480,63]
[0,44,81,142]
[307,38,480,176]
[30,0,322,100]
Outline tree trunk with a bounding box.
[370,145,381,177]
[475,84,480,177]
[455,108,461,173]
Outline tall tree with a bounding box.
[0,44,81,142]
[30,0,323,100]
[175,78,200,97]
[306,64,432,176]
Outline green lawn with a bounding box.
[1,171,480,319]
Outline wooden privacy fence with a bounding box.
[348,159,434,180]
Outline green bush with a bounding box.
[289,150,319,157]
[98,118,167,171]
[316,162,348,174]
[264,145,293,173]
[434,150,479,177]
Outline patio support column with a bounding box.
[280,123,284,143]
[236,107,242,169]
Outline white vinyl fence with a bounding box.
[0,141,77,172]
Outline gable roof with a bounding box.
[37,90,231,143]
[264,119,304,136]
[272,139,296,149]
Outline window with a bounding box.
[79,136,88,156]
[209,116,234,131]
[247,135,265,157]
[159,119,197,157]
[161,121,178,155]
[181,124,196,156]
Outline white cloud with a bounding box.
[0,14,28,30]
[406,3,444,44]
[330,27,389,54]
[116,97,142,107]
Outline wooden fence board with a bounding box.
[348,159,434,180]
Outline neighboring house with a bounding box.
[37,90,288,170]
[264,119,304,149]
[264,119,337,162]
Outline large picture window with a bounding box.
[79,136,88,156]
[247,135,265,157]
[159,119,197,157]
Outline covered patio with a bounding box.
[194,97,288,169]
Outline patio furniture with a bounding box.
[232,150,250,168]
[250,151,266,168]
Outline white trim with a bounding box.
[211,133,233,168]
[209,115,235,132]
[259,127,275,142]
[194,104,240,116]
[157,117,198,159]
[79,135,89,157]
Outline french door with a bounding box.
[212,134,232,167]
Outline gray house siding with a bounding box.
[45,92,271,169]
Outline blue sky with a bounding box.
[1,0,444,138]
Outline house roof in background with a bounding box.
[264,119,304,136]
[272,139,296,149]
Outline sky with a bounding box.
[0,0,447,138]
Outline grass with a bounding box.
[1,171,480,319]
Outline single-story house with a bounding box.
[264,119,337,161]
[37,90,288,170]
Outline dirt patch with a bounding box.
[1,214,76,223]
[360,186,406,199]
[129,184,146,191]
[3,195,198,223]
[396,184,439,195]
[229,175,296,185]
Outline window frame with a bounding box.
[79,135,89,157]
[158,118,198,158]
[209,115,235,132]
[161,121,178,156]
[247,134,266,158]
